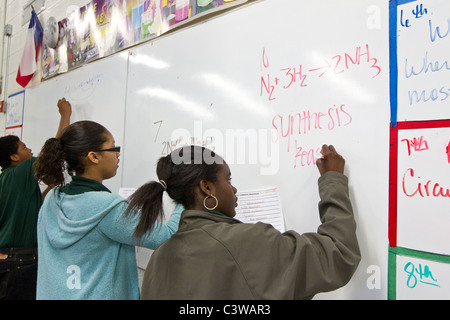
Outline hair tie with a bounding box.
[158,180,168,191]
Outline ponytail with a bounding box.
[34,138,66,187]
[34,120,109,187]
[127,146,223,241]
[126,181,166,240]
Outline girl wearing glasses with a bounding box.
[33,120,182,300]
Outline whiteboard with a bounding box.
[397,125,450,255]
[123,0,391,299]
[22,52,129,193]
[6,91,25,128]
[396,0,450,121]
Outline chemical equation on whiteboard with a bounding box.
[404,262,440,289]
[153,120,216,156]
[161,136,215,156]
[260,44,381,101]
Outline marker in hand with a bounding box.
[316,145,345,175]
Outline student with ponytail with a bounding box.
[34,120,182,300]
[129,145,361,300]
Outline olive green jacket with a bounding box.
[141,171,361,300]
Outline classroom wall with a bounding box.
[0,0,88,110]
[0,113,4,136]
[0,0,89,135]
[0,0,6,135]
[2,0,390,299]
[0,0,162,286]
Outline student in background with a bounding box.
[128,145,361,300]
[0,98,72,300]
[33,120,182,300]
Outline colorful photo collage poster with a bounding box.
[42,0,246,80]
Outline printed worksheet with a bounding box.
[120,186,286,233]
[235,186,285,233]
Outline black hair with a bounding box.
[0,135,20,168]
[34,121,109,186]
[126,145,223,240]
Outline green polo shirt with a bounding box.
[0,157,42,248]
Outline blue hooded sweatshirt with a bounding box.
[36,177,182,300]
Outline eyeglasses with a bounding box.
[92,146,121,153]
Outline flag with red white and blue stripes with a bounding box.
[16,9,43,88]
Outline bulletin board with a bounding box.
[388,0,450,300]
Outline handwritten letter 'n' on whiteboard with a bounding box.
[396,121,450,255]
[396,0,450,121]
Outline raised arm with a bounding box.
[55,98,72,138]
[40,98,72,199]
[226,145,360,299]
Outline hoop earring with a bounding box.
[203,195,219,211]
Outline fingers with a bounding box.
[57,98,72,116]
[316,144,345,175]
[57,97,70,107]
[320,144,336,157]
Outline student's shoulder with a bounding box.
[11,157,38,182]
[15,157,37,171]
[56,189,127,212]
[82,190,127,204]
[205,219,282,243]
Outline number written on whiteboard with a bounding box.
[400,3,428,28]
[154,120,163,142]
[404,262,439,289]
[401,136,429,156]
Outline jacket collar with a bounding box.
[179,210,241,231]
[60,176,111,195]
